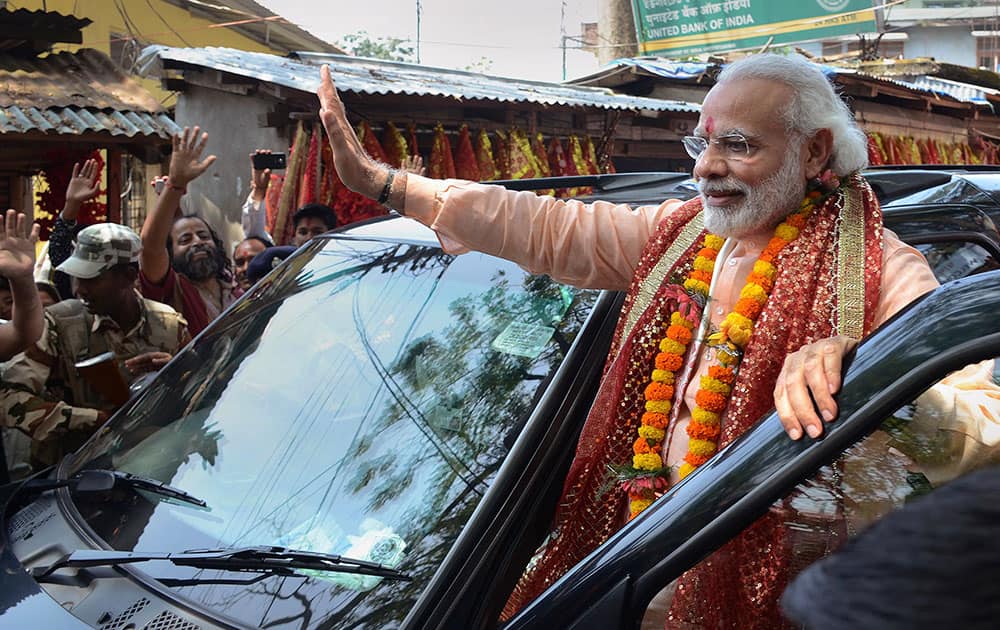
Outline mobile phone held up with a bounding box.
[252,152,287,171]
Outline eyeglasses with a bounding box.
[682,134,754,162]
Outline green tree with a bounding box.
[338,30,416,63]
[464,56,494,73]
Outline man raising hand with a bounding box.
[140,127,239,336]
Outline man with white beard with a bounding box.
[317,53,939,627]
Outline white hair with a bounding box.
[715,54,869,176]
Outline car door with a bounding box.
[884,203,1000,282]
[503,244,1000,627]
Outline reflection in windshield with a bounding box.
[68,237,596,628]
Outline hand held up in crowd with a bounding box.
[62,159,101,221]
[400,154,426,176]
[250,149,273,202]
[0,209,40,283]
[141,127,217,285]
[317,66,406,210]
[0,208,43,359]
[168,126,216,191]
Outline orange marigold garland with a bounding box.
[623,186,827,520]
[677,190,821,480]
[620,234,723,520]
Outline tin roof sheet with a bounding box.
[0,106,180,137]
[0,7,91,51]
[832,67,971,106]
[898,75,997,106]
[0,48,179,139]
[139,45,701,113]
[571,57,988,110]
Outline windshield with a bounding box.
[67,233,597,628]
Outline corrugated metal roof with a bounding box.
[0,7,91,51]
[618,58,711,80]
[0,106,180,137]
[570,58,714,89]
[572,57,987,110]
[138,45,701,113]
[898,75,997,106]
[0,48,180,139]
[160,0,343,55]
[832,67,970,105]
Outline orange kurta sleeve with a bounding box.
[874,230,940,327]
[403,175,684,291]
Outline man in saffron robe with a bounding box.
[317,54,941,627]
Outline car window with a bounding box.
[642,360,1000,629]
[67,237,598,629]
[916,241,999,284]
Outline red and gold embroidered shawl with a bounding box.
[503,174,884,626]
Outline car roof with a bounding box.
[495,167,1000,207]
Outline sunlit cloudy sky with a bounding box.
[257,0,603,82]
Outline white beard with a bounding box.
[700,146,807,239]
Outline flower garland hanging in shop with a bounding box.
[623,186,829,520]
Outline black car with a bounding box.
[2,169,999,629]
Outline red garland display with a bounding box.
[453,124,481,182]
[298,126,320,208]
[867,131,998,166]
[474,128,499,181]
[408,124,420,159]
[292,122,635,230]
[429,124,457,179]
[382,122,409,168]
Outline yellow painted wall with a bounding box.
[15,0,293,106]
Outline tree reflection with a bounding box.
[228,265,594,629]
[313,270,593,628]
[67,239,596,629]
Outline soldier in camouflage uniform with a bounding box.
[0,208,44,480]
[1,223,189,469]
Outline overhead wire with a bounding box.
[111,0,145,73]
[145,0,193,47]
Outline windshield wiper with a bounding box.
[20,469,206,508]
[31,545,411,582]
[102,470,207,507]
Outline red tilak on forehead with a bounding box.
[704,116,715,135]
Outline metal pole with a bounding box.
[561,0,567,80]
[563,35,567,80]
[416,0,422,63]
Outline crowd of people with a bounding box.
[0,130,366,478]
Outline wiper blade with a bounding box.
[31,545,410,582]
[104,470,207,508]
[19,468,208,508]
[20,469,206,508]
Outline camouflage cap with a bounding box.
[57,223,142,279]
